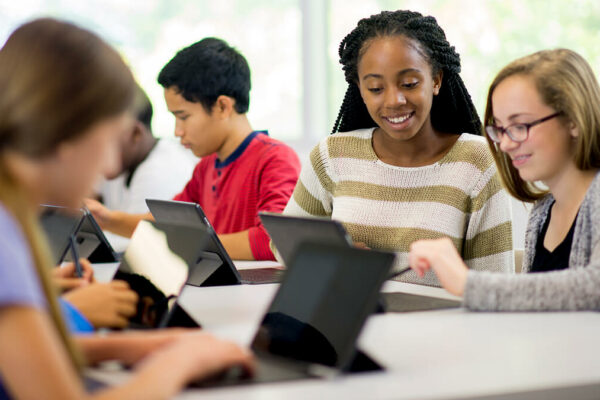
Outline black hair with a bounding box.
[136,88,153,131]
[332,10,481,135]
[157,37,251,114]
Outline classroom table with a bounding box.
[88,261,600,400]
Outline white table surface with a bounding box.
[89,262,600,400]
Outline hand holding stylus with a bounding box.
[52,258,95,290]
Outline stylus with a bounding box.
[387,267,411,280]
[69,234,84,278]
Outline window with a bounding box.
[1,0,599,152]
[0,0,301,142]
[327,0,600,131]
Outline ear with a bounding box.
[432,70,443,96]
[131,122,144,142]
[568,120,579,138]
[213,95,236,120]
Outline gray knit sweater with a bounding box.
[463,172,600,311]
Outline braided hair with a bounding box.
[332,10,481,136]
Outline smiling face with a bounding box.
[164,86,226,158]
[491,74,576,185]
[357,35,441,142]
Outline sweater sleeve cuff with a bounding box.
[248,226,276,261]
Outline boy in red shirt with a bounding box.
[86,38,300,260]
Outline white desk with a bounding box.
[89,262,600,400]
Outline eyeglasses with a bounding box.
[485,112,562,143]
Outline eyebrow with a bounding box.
[493,112,535,125]
[361,68,422,81]
[170,110,187,115]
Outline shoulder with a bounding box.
[440,133,495,172]
[316,128,377,161]
[250,133,300,165]
[252,132,294,153]
[438,134,499,196]
[578,171,600,224]
[583,171,600,207]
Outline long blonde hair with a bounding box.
[484,49,600,202]
[0,18,137,368]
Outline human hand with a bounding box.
[83,198,114,230]
[408,237,468,296]
[62,280,138,328]
[135,332,255,387]
[106,328,202,366]
[52,259,95,291]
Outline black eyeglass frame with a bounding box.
[485,111,563,143]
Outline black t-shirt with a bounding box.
[530,202,577,273]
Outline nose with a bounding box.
[384,87,406,108]
[174,120,184,138]
[498,132,520,153]
[102,139,122,179]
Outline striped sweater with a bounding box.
[283,128,514,286]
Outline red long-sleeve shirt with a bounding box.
[173,131,300,260]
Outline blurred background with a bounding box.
[2,0,599,246]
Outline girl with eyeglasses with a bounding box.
[409,49,600,311]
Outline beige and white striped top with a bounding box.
[283,128,514,286]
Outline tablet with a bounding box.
[114,220,209,328]
[258,212,353,266]
[146,199,283,286]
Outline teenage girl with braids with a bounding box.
[409,49,600,311]
[282,10,514,285]
[0,19,253,399]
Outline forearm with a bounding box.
[464,265,600,311]
[219,230,254,260]
[77,334,136,365]
[92,362,186,400]
[104,211,153,238]
[76,332,167,366]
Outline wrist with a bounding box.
[134,345,192,395]
[454,268,468,297]
[102,209,120,231]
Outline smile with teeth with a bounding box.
[383,113,413,124]
[511,154,530,167]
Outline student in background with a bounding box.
[282,10,513,285]
[87,38,301,261]
[0,18,253,399]
[96,88,196,251]
[409,49,600,310]
[98,87,196,215]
